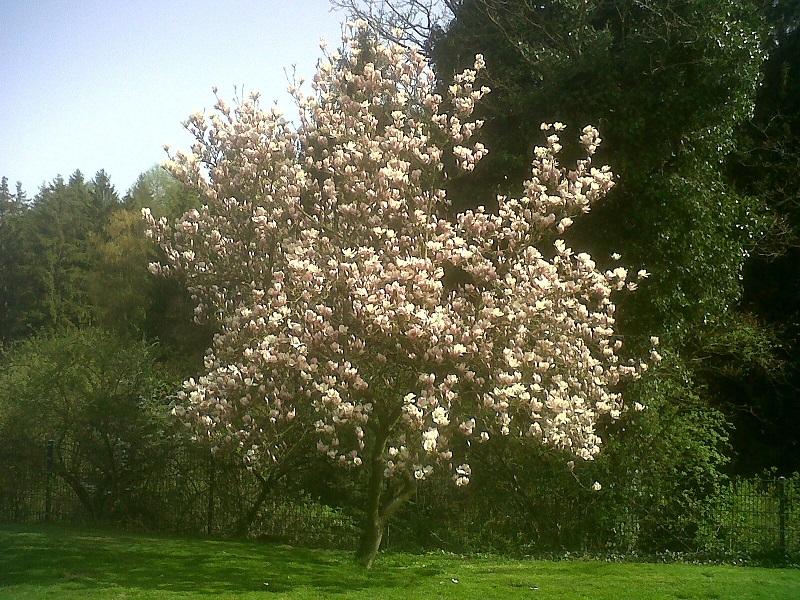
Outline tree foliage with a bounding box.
[146,22,655,566]
[0,0,796,557]
[0,328,178,522]
[0,166,208,370]
[0,172,102,338]
[393,0,788,476]
[429,0,768,330]
[728,0,800,472]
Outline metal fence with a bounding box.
[0,440,80,523]
[398,472,800,561]
[0,440,796,562]
[0,439,360,548]
[713,476,798,559]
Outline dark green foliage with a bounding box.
[0,328,180,523]
[0,165,218,527]
[0,171,115,338]
[590,351,733,553]
[0,167,208,369]
[432,0,767,331]
[0,177,27,344]
[430,0,770,345]
[426,0,788,477]
[728,0,800,474]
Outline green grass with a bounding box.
[1,524,798,599]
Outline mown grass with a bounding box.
[1,524,798,599]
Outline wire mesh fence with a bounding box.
[0,439,796,562]
[712,476,798,560]
[0,438,360,548]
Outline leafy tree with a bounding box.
[403,0,796,479]
[125,165,202,218]
[147,23,655,567]
[429,0,768,328]
[728,0,800,472]
[339,0,773,335]
[0,165,207,372]
[0,328,179,523]
[0,177,28,343]
[118,166,211,367]
[0,171,107,338]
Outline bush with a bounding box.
[0,328,181,524]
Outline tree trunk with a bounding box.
[357,507,387,568]
[234,471,275,538]
[355,432,418,568]
[56,467,96,518]
[356,427,391,568]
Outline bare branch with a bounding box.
[330,0,460,52]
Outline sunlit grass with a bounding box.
[1,524,798,598]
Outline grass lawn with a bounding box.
[1,524,798,599]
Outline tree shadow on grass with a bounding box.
[0,525,440,596]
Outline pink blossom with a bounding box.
[145,22,650,490]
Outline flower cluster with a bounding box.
[145,21,655,487]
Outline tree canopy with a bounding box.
[1,0,799,563]
[145,22,656,566]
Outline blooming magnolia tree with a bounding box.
[144,21,655,567]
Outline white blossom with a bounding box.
[145,22,650,498]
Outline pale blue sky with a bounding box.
[0,0,347,195]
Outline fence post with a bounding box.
[45,440,54,522]
[207,452,215,536]
[778,476,787,557]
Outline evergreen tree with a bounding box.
[0,177,28,341]
[0,165,208,369]
[89,169,121,222]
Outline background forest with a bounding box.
[1,0,799,560]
